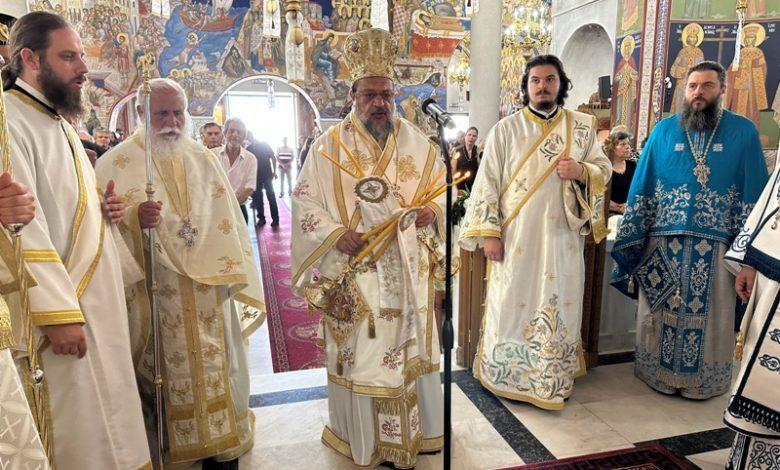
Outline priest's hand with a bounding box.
[45,323,87,358]
[483,236,504,262]
[557,157,584,180]
[102,180,125,225]
[138,200,163,229]
[735,266,757,303]
[0,172,35,225]
[415,206,435,227]
[336,229,365,256]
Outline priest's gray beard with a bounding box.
[137,116,193,159]
[39,60,85,118]
[681,96,721,132]
[354,102,395,145]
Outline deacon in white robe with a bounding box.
[3,11,150,468]
[459,55,611,410]
[291,28,444,469]
[95,78,265,467]
[723,155,780,469]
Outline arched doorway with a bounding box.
[560,24,614,109]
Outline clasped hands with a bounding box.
[336,206,435,256]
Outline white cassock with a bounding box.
[459,107,611,410]
[291,113,444,468]
[6,79,151,469]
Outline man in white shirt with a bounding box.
[214,118,257,223]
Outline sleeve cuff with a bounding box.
[32,309,86,326]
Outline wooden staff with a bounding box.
[0,24,55,468]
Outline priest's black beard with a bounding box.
[681,97,721,132]
[39,60,85,118]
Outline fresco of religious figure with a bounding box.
[725,23,768,130]
[669,23,704,113]
[684,0,710,18]
[747,0,767,18]
[311,32,340,81]
[613,35,639,133]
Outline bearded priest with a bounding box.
[95,78,265,470]
[611,61,769,400]
[291,27,445,469]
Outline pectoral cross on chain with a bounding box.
[178,220,199,248]
[693,163,711,186]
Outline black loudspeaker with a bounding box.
[598,75,612,100]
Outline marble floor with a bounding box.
[235,198,734,469]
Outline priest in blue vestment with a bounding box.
[611,61,769,399]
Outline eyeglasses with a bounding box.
[356,91,394,103]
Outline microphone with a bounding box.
[422,98,455,129]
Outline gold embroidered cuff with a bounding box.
[460,229,501,240]
[32,309,85,326]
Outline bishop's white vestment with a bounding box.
[291,113,445,468]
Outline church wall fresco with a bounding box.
[612,0,780,147]
[26,0,471,133]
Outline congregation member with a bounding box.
[214,118,257,223]
[95,78,265,469]
[452,126,480,193]
[246,132,279,227]
[276,136,294,197]
[603,129,635,215]
[459,54,611,410]
[200,121,223,149]
[722,154,780,469]
[611,61,768,399]
[291,27,445,468]
[3,11,151,468]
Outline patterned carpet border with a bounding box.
[256,199,324,372]
[502,443,694,469]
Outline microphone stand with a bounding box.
[433,121,454,470]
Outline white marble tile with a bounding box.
[583,391,724,443]
[250,400,328,448]
[572,362,656,404]
[501,398,633,458]
[250,366,328,395]
[447,419,525,470]
[452,384,488,423]
[687,448,730,470]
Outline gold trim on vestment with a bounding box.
[0,297,14,349]
[329,123,351,227]
[499,109,565,200]
[31,309,84,325]
[290,227,348,288]
[421,435,444,452]
[75,211,105,298]
[500,111,571,230]
[61,121,88,269]
[459,228,501,240]
[22,249,61,263]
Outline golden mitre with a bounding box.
[343,28,398,82]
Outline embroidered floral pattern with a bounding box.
[292,180,310,198]
[122,187,141,206]
[759,355,780,373]
[482,294,580,401]
[770,329,780,344]
[397,155,420,182]
[682,330,701,367]
[381,347,403,370]
[341,348,355,368]
[343,150,376,174]
[113,154,130,168]
[211,182,226,198]
[218,218,233,235]
[217,256,240,274]
[380,416,402,441]
[572,120,591,149]
[300,213,320,233]
[539,134,565,161]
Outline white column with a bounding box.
[468,1,502,132]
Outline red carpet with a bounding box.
[502,444,692,469]
[256,199,325,372]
